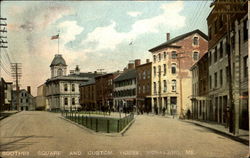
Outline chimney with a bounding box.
[128,62,135,70]
[75,65,80,75]
[134,59,141,67]
[166,33,170,41]
[27,86,31,94]
[146,59,150,63]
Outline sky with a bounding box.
[0,1,212,96]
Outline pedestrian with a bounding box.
[186,109,191,119]
[162,107,166,116]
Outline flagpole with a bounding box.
[58,32,60,55]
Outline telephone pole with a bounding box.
[11,63,22,111]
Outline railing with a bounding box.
[62,111,134,133]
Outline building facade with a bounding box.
[45,54,100,111]
[36,84,46,110]
[114,63,137,113]
[207,1,248,130]
[190,53,209,120]
[95,73,119,112]
[149,30,208,117]
[79,79,97,111]
[12,87,34,111]
[0,78,13,111]
[136,59,152,113]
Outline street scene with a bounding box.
[0,0,249,158]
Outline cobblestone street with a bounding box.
[0,111,248,158]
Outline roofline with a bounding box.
[135,62,152,68]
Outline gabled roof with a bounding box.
[114,69,136,82]
[149,29,208,52]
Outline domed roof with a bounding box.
[50,54,67,67]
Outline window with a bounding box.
[64,98,68,105]
[163,80,167,92]
[147,70,150,79]
[158,53,161,61]
[153,82,157,94]
[163,52,167,59]
[243,19,248,41]
[193,37,199,45]
[208,27,212,40]
[72,84,75,92]
[172,51,177,59]
[226,66,229,83]
[171,80,176,92]
[153,55,156,63]
[138,85,141,94]
[26,99,28,103]
[214,46,217,63]
[153,66,156,77]
[163,64,167,75]
[244,56,248,78]
[209,75,212,89]
[158,66,161,75]
[143,71,146,79]
[193,52,199,60]
[64,84,68,91]
[214,72,217,88]
[171,63,177,74]
[219,41,223,58]
[220,69,223,86]
[57,68,63,76]
[20,99,23,103]
[72,98,75,105]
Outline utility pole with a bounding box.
[212,0,247,135]
[11,63,22,111]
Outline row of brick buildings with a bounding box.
[190,0,248,130]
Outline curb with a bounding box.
[59,115,135,137]
[0,111,19,121]
[183,120,249,146]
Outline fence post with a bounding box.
[107,119,110,133]
[91,117,93,129]
[117,119,120,132]
[96,118,98,132]
[82,115,84,126]
[85,116,87,126]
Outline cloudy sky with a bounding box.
[0,1,212,96]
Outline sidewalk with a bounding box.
[0,110,19,120]
[183,119,249,145]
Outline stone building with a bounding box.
[149,29,208,117]
[207,1,248,130]
[79,78,97,111]
[0,78,13,111]
[12,87,34,111]
[136,59,152,113]
[113,62,137,112]
[45,54,100,111]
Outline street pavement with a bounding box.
[0,111,248,158]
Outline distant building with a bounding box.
[12,87,34,111]
[190,53,209,120]
[0,78,13,111]
[79,78,97,111]
[95,72,120,112]
[113,62,137,112]
[45,54,101,111]
[149,29,208,117]
[36,84,46,110]
[135,59,152,113]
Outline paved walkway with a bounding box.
[0,111,248,158]
[182,119,249,145]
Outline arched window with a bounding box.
[163,80,167,92]
[193,37,199,45]
[72,84,75,92]
[158,65,161,75]
[158,53,161,61]
[193,52,199,60]
[172,51,177,59]
[64,98,68,105]
[171,80,177,92]
[171,63,177,74]
[72,98,75,105]
[163,52,167,59]
[64,84,68,91]
[153,55,156,63]
[57,68,63,76]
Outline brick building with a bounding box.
[0,78,13,111]
[79,78,97,111]
[136,59,152,113]
[190,53,209,120]
[149,29,208,117]
[95,72,120,112]
[207,0,248,130]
